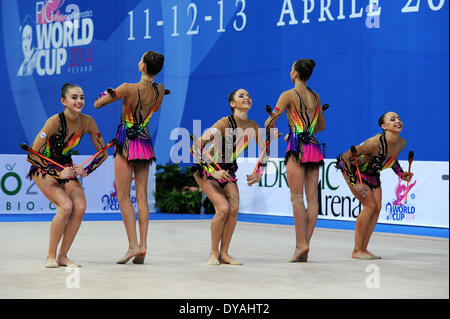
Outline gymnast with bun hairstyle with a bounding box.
[27,83,108,268]
[94,51,166,265]
[264,59,325,262]
[336,111,413,259]
[191,88,273,266]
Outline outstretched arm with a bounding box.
[94,83,127,109]
[247,121,271,186]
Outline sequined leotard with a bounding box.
[27,112,107,184]
[336,133,405,189]
[192,114,267,187]
[284,88,324,167]
[114,82,164,165]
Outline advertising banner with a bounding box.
[0,155,156,214]
[1,154,448,228]
[236,158,449,228]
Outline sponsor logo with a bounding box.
[101,179,137,211]
[385,177,417,221]
[17,0,94,77]
[0,162,47,212]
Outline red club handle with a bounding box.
[190,134,222,171]
[80,139,117,167]
[405,151,414,203]
[351,145,363,184]
[20,143,65,169]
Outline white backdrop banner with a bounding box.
[1,155,448,228]
[0,155,155,214]
[236,158,449,228]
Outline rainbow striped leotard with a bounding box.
[28,112,82,183]
[336,133,404,189]
[115,83,163,165]
[192,114,266,186]
[285,88,324,166]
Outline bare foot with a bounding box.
[290,246,309,262]
[219,254,243,265]
[57,255,80,267]
[117,248,140,264]
[132,247,147,264]
[207,252,220,265]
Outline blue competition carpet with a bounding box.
[0,212,448,238]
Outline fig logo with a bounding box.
[17,1,94,77]
[17,15,38,77]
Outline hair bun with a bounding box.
[143,51,164,75]
[152,54,164,64]
[293,59,316,81]
[307,59,316,69]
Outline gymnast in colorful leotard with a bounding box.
[192,88,272,265]
[265,59,325,262]
[336,111,413,260]
[94,51,165,265]
[27,83,108,268]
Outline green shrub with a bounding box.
[154,163,214,214]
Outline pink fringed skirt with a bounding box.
[114,124,156,166]
[285,132,324,167]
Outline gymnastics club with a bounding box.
[251,105,276,175]
[80,139,118,167]
[350,145,363,184]
[265,105,276,128]
[252,140,271,175]
[189,134,222,171]
[404,151,414,204]
[20,143,65,169]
